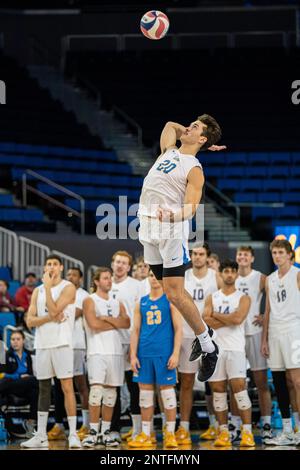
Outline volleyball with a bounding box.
[140,10,170,40]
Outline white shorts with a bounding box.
[123,344,131,372]
[139,216,190,269]
[178,337,199,374]
[209,350,247,382]
[73,349,86,377]
[245,332,268,371]
[36,346,74,380]
[87,354,124,386]
[268,329,300,371]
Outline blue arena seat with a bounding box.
[223,167,245,178]
[275,206,299,218]
[291,152,300,164]
[218,179,241,191]
[226,152,247,165]
[234,192,257,203]
[0,267,12,282]
[263,179,286,191]
[8,281,21,297]
[204,167,223,178]
[240,179,263,191]
[0,313,16,339]
[268,166,289,178]
[252,207,275,219]
[257,192,281,202]
[281,192,300,203]
[284,179,299,191]
[0,194,14,206]
[245,167,268,178]
[248,153,268,165]
[269,152,291,164]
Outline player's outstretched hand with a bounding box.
[208,144,227,151]
[167,353,179,370]
[131,356,140,374]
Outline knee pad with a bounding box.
[213,392,228,412]
[102,387,117,408]
[89,385,103,407]
[234,390,251,411]
[139,389,154,409]
[161,388,177,410]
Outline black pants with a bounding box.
[0,376,39,420]
[110,370,140,432]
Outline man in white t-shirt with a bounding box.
[137,256,151,297]
[21,254,81,449]
[82,267,130,448]
[204,259,254,448]
[109,251,143,442]
[234,246,272,443]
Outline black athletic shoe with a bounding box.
[197,342,219,382]
[189,327,216,362]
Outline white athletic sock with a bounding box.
[209,414,217,427]
[37,412,48,437]
[231,415,241,430]
[82,409,90,428]
[161,412,166,428]
[67,416,77,436]
[90,422,99,433]
[219,424,228,432]
[243,424,252,434]
[101,421,111,435]
[142,421,151,437]
[282,418,293,434]
[261,416,271,426]
[132,414,142,436]
[196,328,215,354]
[180,421,190,432]
[293,412,300,428]
[166,421,176,433]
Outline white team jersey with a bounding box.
[184,268,218,338]
[85,293,123,356]
[140,278,151,297]
[110,276,143,344]
[73,287,89,350]
[34,279,75,350]
[212,289,246,352]
[268,265,300,332]
[138,148,202,218]
[235,270,263,336]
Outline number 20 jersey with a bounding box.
[268,265,300,333]
[138,148,202,218]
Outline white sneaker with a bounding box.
[264,432,296,446]
[20,432,49,448]
[68,433,82,448]
[82,429,98,448]
[294,431,300,445]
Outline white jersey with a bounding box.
[184,268,218,338]
[34,279,75,350]
[140,278,151,297]
[236,270,263,336]
[138,148,202,218]
[73,287,89,350]
[85,293,123,356]
[111,276,143,344]
[268,265,300,333]
[212,289,246,352]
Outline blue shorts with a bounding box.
[132,356,177,386]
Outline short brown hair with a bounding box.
[270,239,293,254]
[237,246,255,256]
[111,250,133,267]
[92,267,112,292]
[191,242,211,257]
[198,114,222,151]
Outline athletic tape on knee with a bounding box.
[234,390,251,411]
[89,385,103,407]
[161,388,177,410]
[102,387,117,407]
[139,390,154,409]
[213,392,228,412]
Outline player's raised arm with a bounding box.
[160,121,187,154]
